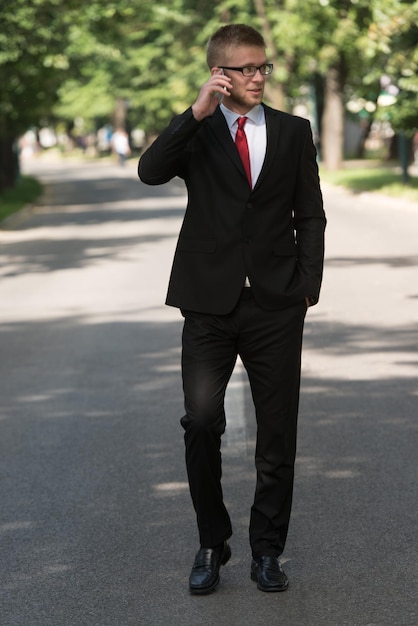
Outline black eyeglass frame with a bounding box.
[219,63,273,76]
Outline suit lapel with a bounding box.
[254,105,281,191]
[207,107,248,179]
[207,104,282,189]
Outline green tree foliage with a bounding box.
[0,0,74,189]
[58,0,259,133]
[1,0,417,190]
[97,0,416,168]
[254,0,417,168]
[370,0,418,135]
[0,0,134,190]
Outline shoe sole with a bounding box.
[250,571,289,592]
[189,574,220,595]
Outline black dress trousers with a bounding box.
[180,289,307,556]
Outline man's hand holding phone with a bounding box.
[192,68,231,121]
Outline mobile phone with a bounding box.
[217,68,225,104]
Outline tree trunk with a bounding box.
[0,135,18,192]
[355,118,374,159]
[264,83,286,111]
[321,65,344,170]
[253,0,286,111]
[113,98,128,130]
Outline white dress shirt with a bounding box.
[220,104,267,286]
[220,103,267,189]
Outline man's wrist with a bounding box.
[191,104,207,122]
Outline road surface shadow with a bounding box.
[0,313,416,625]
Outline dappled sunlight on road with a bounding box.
[153,482,189,494]
[302,317,418,380]
[1,161,187,325]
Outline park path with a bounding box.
[0,155,417,625]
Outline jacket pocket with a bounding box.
[177,238,217,254]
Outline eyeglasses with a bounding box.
[219,64,273,77]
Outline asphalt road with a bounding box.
[1,155,417,626]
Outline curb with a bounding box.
[0,204,38,230]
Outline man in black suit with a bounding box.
[139,23,326,595]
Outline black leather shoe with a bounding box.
[189,541,231,595]
[251,556,289,592]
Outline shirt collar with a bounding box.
[220,103,264,129]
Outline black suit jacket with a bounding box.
[139,104,326,314]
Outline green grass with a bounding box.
[319,165,418,203]
[0,176,43,223]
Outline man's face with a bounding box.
[218,45,268,114]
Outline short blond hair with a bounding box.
[207,24,266,68]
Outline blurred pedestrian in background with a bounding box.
[111,128,131,165]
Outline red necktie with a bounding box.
[235,117,252,187]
